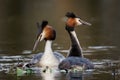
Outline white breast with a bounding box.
[39,52,59,68]
[39,40,59,68]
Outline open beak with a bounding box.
[79,18,91,26]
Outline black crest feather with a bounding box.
[41,20,48,28]
[65,12,76,18]
[36,20,48,38]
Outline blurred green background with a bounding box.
[0,0,120,57]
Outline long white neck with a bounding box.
[40,40,59,67]
[71,31,83,51]
[67,30,83,57]
[44,40,53,54]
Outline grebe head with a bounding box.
[65,12,91,31]
[33,20,56,51]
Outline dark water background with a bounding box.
[0,0,120,80]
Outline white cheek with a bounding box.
[40,31,46,41]
[76,18,82,26]
[77,20,82,25]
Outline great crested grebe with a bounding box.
[30,21,65,71]
[59,12,94,71]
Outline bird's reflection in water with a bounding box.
[40,67,61,80]
[40,68,84,80]
[41,71,83,80]
[66,71,83,80]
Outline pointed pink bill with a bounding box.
[32,35,42,51]
[78,18,92,26]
